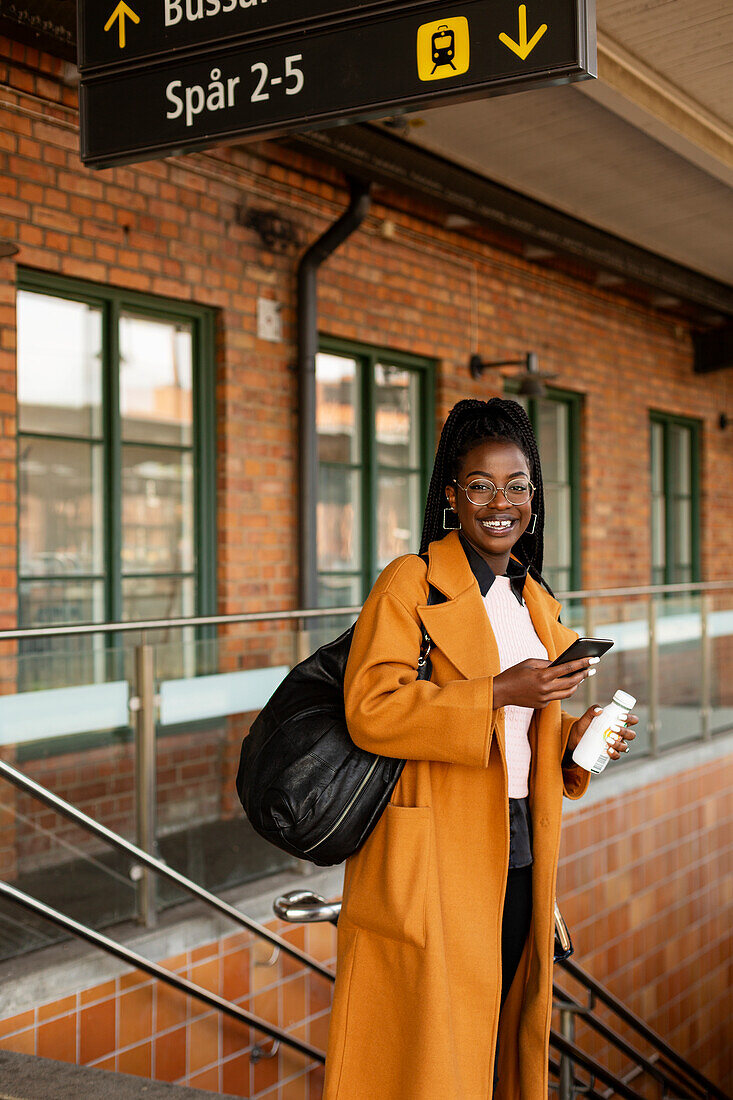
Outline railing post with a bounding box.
[647,597,659,755]
[582,598,594,710]
[700,594,711,741]
[296,624,311,665]
[133,642,158,928]
[558,1006,575,1100]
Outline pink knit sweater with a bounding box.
[482,575,548,798]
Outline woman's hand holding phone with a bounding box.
[492,656,598,710]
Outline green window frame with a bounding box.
[316,337,435,605]
[15,269,217,697]
[512,388,582,594]
[650,412,700,586]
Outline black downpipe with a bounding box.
[297,177,371,612]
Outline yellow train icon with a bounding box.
[417,17,469,82]
[431,25,457,73]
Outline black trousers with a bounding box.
[493,864,533,1090]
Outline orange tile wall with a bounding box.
[555,750,733,1094]
[0,920,335,1098]
[0,749,730,1096]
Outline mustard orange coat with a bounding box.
[322,531,590,1100]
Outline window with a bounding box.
[316,340,434,605]
[514,390,581,593]
[650,413,700,585]
[16,272,216,689]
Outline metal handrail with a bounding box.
[0,880,325,1065]
[553,980,705,1099]
[548,1055,608,1100]
[0,580,730,640]
[549,1030,646,1100]
[0,759,335,984]
[557,958,731,1100]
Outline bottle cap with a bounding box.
[613,689,636,709]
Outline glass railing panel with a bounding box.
[558,595,651,762]
[0,781,139,960]
[709,588,733,737]
[152,625,308,908]
[0,641,139,956]
[655,592,703,750]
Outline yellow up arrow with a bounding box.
[499,5,548,61]
[104,1,140,50]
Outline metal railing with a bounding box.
[273,891,731,1100]
[0,760,334,1067]
[0,578,731,929]
[553,959,731,1100]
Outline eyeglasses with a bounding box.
[453,477,535,506]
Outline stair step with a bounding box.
[0,1051,242,1100]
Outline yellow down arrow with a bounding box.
[104,1,140,50]
[499,4,548,61]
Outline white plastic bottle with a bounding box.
[572,689,636,774]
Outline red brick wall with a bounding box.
[1,36,732,618]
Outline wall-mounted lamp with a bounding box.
[0,240,19,259]
[236,206,299,253]
[469,351,556,397]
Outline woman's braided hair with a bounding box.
[419,398,552,591]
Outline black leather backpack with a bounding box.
[236,557,444,866]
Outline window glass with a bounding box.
[669,424,691,495]
[121,447,194,574]
[317,346,431,602]
[536,400,568,483]
[529,396,577,591]
[19,578,105,630]
[375,364,420,468]
[121,570,194,623]
[543,483,571,574]
[651,495,666,584]
[16,279,210,676]
[120,313,193,447]
[317,465,362,573]
[17,578,106,690]
[316,354,360,464]
[17,291,103,437]
[19,437,104,577]
[376,471,422,571]
[650,415,698,586]
[651,422,664,493]
[673,498,692,581]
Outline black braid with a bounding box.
[419,398,554,595]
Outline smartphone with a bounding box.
[549,637,614,670]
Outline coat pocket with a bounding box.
[343,804,431,949]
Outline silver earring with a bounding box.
[526,513,537,535]
[443,508,461,531]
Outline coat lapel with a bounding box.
[416,531,500,682]
[416,532,564,681]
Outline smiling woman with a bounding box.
[323,397,637,1100]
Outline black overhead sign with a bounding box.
[78,1,438,70]
[78,0,596,169]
